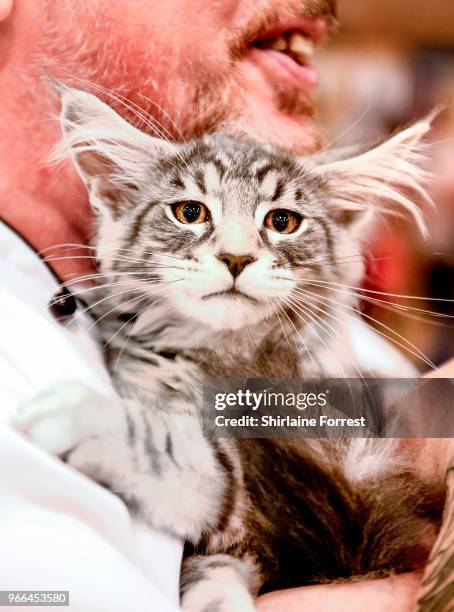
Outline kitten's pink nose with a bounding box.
[217,253,256,278]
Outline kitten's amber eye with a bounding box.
[265,209,302,234]
[172,201,209,224]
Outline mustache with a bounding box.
[228,0,338,60]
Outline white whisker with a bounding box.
[293,286,436,369]
[286,293,365,380]
[275,300,319,373]
[108,283,184,373]
[85,279,181,334]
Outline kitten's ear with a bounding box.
[52,87,175,214]
[312,114,436,237]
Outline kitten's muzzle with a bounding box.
[217,253,256,278]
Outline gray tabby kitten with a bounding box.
[17,89,443,611]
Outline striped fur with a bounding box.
[32,89,443,610]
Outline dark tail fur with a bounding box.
[236,439,445,594]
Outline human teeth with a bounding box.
[288,32,314,58]
[270,36,287,51]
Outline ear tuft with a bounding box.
[48,87,175,213]
[313,113,438,238]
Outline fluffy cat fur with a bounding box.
[17,88,444,611]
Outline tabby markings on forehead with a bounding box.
[254,165,291,204]
[179,143,215,169]
[175,158,227,198]
[211,158,227,181]
[255,163,276,183]
[194,169,207,195]
[203,162,223,194]
[271,179,285,202]
[170,174,185,190]
[258,169,279,202]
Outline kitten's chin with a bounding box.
[171,294,268,331]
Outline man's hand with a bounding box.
[418,360,454,612]
[416,359,454,611]
[417,468,454,611]
[256,573,423,612]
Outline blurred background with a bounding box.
[316,0,454,369]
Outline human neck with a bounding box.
[0,0,94,283]
[0,187,93,281]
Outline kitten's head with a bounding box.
[57,88,433,331]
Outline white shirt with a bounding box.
[0,221,182,612]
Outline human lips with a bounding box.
[246,16,328,97]
[248,46,319,93]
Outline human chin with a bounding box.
[171,292,269,331]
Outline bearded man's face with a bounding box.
[41,0,336,153]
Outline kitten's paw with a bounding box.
[13,383,123,457]
[182,587,256,612]
[181,555,256,612]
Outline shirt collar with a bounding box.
[0,219,60,305]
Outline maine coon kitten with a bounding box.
[17,88,444,611]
